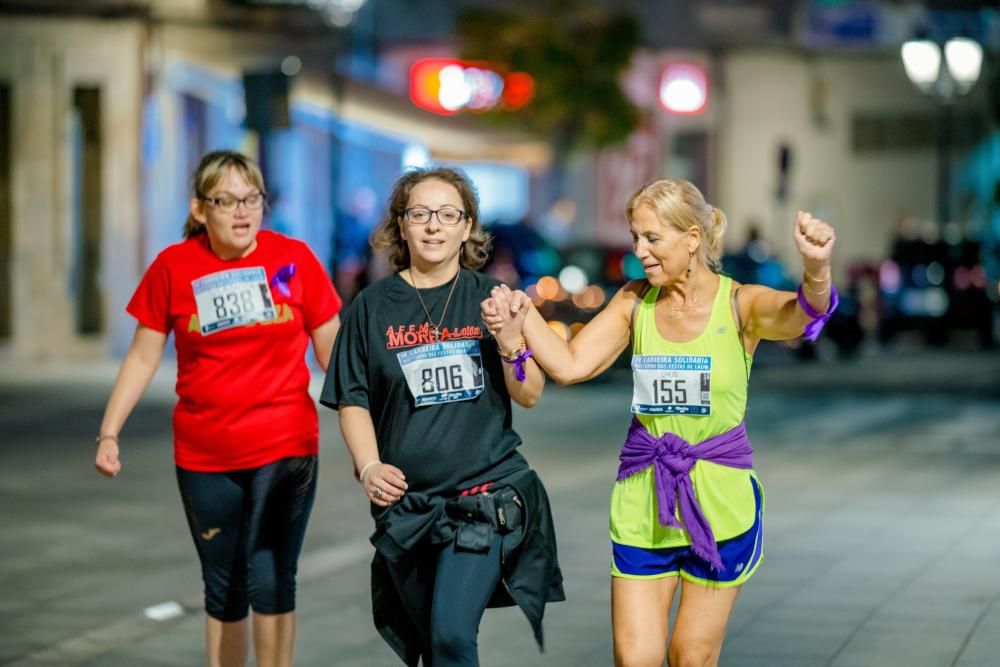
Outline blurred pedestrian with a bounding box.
[94,150,343,667]
[483,177,836,667]
[333,186,379,302]
[320,166,564,666]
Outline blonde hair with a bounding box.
[371,166,492,271]
[183,150,266,239]
[625,178,727,273]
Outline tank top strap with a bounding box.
[708,275,734,330]
[632,282,660,353]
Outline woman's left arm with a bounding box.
[743,211,836,342]
[310,315,342,372]
[492,287,545,407]
[501,349,545,407]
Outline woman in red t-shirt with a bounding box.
[94,150,342,667]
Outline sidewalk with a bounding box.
[2,348,1000,666]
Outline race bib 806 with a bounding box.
[631,354,711,416]
[397,340,485,407]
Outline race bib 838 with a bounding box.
[192,267,276,335]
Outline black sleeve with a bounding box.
[482,275,503,293]
[319,294,370,411]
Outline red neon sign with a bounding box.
[659,63,708,115]
[410,58,535,115]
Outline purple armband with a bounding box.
[797,283,839,342]
[501,348,533,383]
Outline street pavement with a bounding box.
[1,348,999,666]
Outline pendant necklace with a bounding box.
[664,285,700,319]
[409,268,460,342]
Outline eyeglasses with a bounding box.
[404,206,467,226]
[201,192,267,213]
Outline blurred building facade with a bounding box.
[0,0,997,361]
[0,0,548,361]
[581,2,998,296]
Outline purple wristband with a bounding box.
[796,283,839,342]
[501,348,533,382]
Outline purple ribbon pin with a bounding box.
[270,263,296,298]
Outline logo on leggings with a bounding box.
[200,527,221,541]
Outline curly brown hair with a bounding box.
[371,166,492,271]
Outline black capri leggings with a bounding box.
[387,533,504,667]
[176,455,318,621]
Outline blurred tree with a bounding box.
[456,0,640,199]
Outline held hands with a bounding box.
[481,285,532,353]
[793,211,835,272]
[361,462,407,508]
[94,438,121,478]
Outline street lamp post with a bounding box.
[901,36,983,226]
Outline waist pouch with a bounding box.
[445,486,523,552]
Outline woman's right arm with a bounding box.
[492,283,637,386]
[338,405,407,507]
[95,324,168,477]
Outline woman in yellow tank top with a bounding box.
[482,178,837,667]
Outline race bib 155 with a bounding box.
[631,354,711,416]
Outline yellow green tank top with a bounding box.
[610,274,759,548]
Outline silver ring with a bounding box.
[373,487,384,499]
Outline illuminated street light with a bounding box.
[901,36,982,100]
[900,40,940,94]
[944,37,983,95]
[322,0,366,27]
[280,55,302,77]
[900,36,983,225]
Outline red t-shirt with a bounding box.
[127,231,342,471]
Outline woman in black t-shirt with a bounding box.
[320,166,564,666]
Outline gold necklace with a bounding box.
[408,268,460,342]
[663,286,700,319]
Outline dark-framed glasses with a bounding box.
[404,206,466,226]
[201,192,267,213]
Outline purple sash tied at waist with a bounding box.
[617,417,754,571]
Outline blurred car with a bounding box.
[877,238,993,347]
[483,226,630,328]
[544,243,632,325]
[722,245,864,359]
[722,243,796,293]
[483,220,562,289]
[484,232,635,371]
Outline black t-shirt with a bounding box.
[320,269,528,499]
